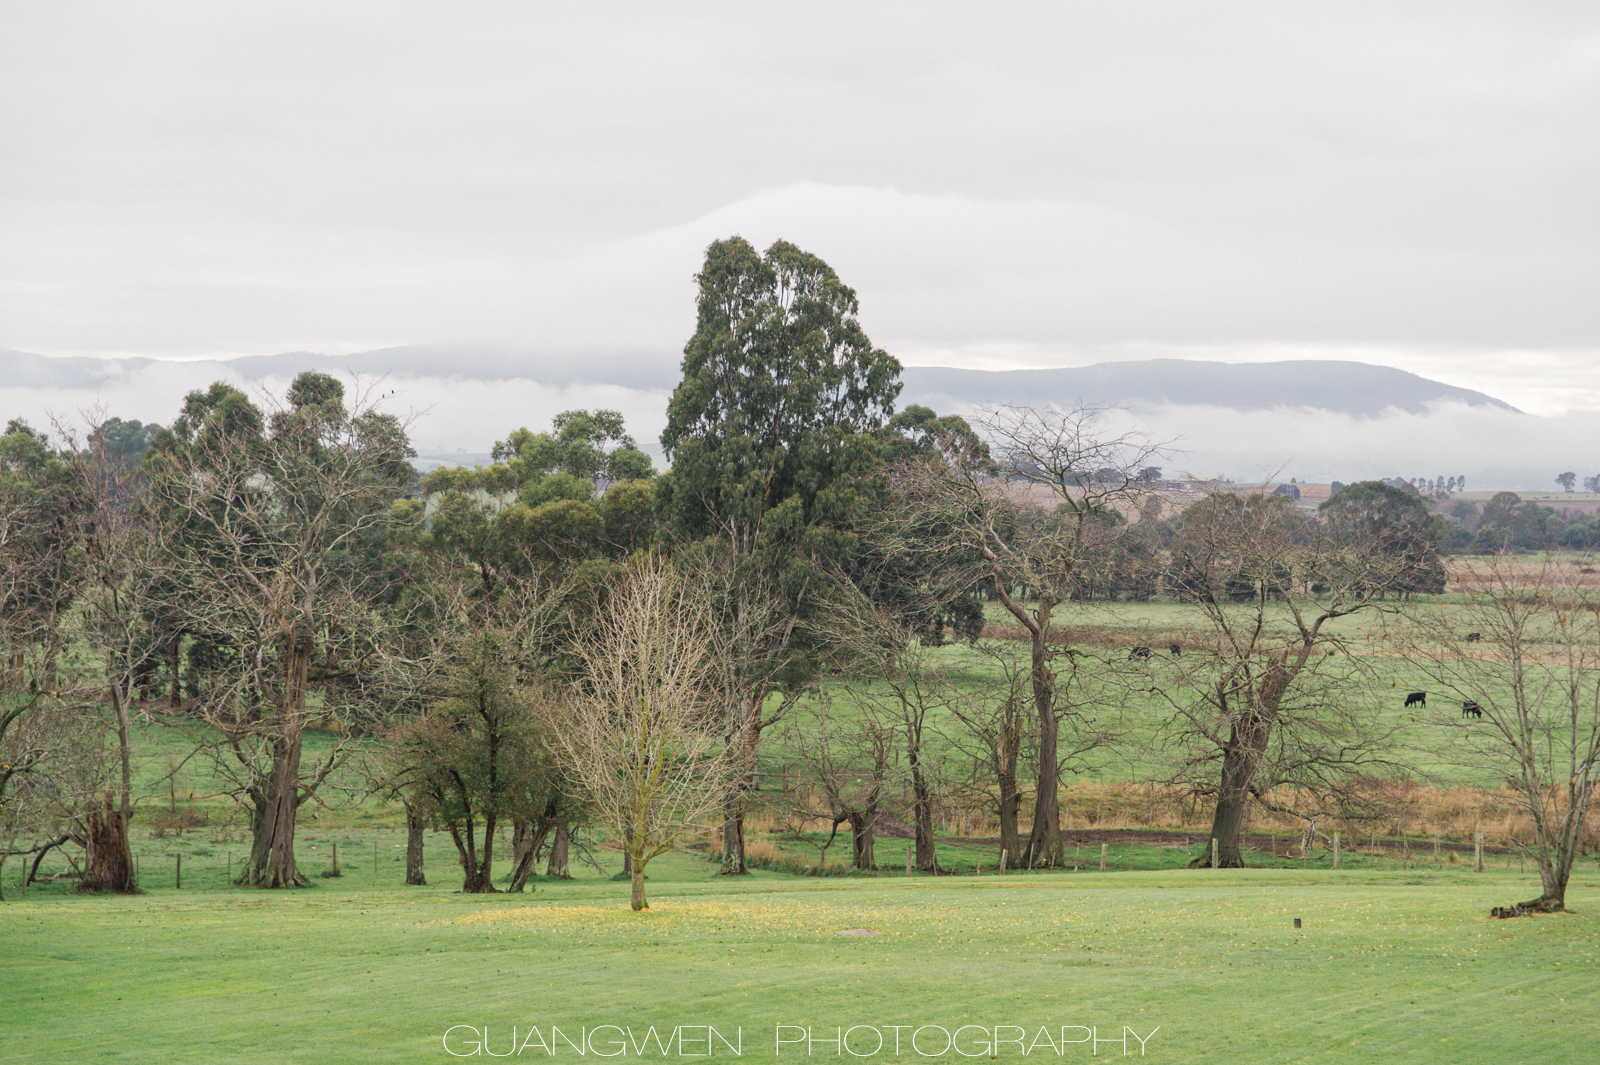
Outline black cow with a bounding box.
[1465,632,1482,643]
[1169,642,1182,656]
[1129,645,1152,660]
[1462,700,1483,719]
[1404,691,1426,708]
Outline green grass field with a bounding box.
[4,850,1597,1064]
[9,582,1597,1062]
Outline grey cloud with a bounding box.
[1,4,1595,371]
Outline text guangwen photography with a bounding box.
[2,5,1597,1064]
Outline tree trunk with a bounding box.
[720,703,766,876]
[909,753,939,873]
[169,634,182,709]
[1023,631,1063,867]
[848,810,877,870]
[720,795,747,876]
[83,680,138,892]
[79,790,136,893]
[546,823,570,879]
[451,813,498,893]
[240,732,307,887]
[998,771,1022,865]
[1526,836,1572,911]
[630,862,648,911]
[404,801,426,886]
[239,635,313,887]
[1195,662,1285,869]
[508,816,552,893]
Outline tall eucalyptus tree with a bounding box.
[657,237,901,873]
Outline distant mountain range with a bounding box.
[1,346,1518,420]
[898,359,1518,418]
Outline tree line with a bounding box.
[3,236,1596,914]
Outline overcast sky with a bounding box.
[3,3,1598,419]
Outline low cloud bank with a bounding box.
[1088,401,1600,490]
[4,357,1595,490]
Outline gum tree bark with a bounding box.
[1156,487,1424,869]
[895,407,1163,867]
[404,801,427,886]
[545,823,570,879]
[144,373,413,889]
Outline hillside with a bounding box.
[900,359,1517,418]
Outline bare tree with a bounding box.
[1152,490,1416,867]
[0,422,93,898]
[782,695,898,871]
[51,413,175,893]
[1402,554,1600,911]
[809,583,959,871]
[893,405,1165,866]
[941,644,1035,863]
[557,559,728,910]
[145,374,414,887]
[678,539,805,875]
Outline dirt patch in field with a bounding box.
[980,625,1213,651]
[941,828,1512,861]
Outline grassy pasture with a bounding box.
[8,574,1600,1062]
[63,579,1576,884]
[3,851,1598,1064]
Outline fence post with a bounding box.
[1101,843,1107,872]
[1434,833,1439,864]
[906,846,912,878]
[1333,833,1340,870]
[1474,832,1483,872]
[175,854,181,890]
[1210,838,1218,869]
[333,842,340,877]
[999,849,1007,875]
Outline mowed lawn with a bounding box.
[4,854,1599,1064]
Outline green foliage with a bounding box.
[1472,491,1571,552]
[880,404,987,466]
[1165,492,1298,604]
[517,471,593,508]
[390,632,550,835]
[497,499,605,565]
[1320,480,1445,594]
[0,419,89,635]
[657,235,901,571]
[492,408,655,487]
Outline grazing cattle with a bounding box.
[1462,700,1483,719]
[1404,691,1426,708]
[1129,645,1152,660]
[1465,632,1482,643]
[1169,642,1182,656]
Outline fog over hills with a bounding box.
[900,360,1518,419]
[1,346,1591,489]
